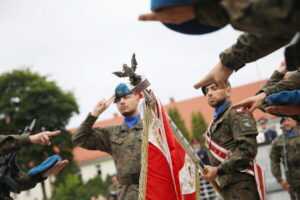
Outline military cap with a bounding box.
[114,83,132,103]
[257,118,268,125]
[201,81,231,96]
[191,138,200,144]
[280,117,288,124]
[151,0,225,35]
[28,155,62,176]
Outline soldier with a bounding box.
[107,173,118,200]
[0,131,69,200]
[270,117,300,200]
[72,83,142,200]
[257,118,277,143]
[139,0,300,89]
[200,81,264,200]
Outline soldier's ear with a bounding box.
[225,87,231,98]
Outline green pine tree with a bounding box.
[0,68,79,199]
[167,107,191,141]
[191,112,208,148]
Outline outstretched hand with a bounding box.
[194,62,233,89]
[138,5,195,24]
[29,131,61,146]
[42,160,69,178]
[265,105,300,116]
[230,93,267,113]
[91,96,115,117]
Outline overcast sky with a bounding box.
[0,0,285,128]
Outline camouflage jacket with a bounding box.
[270,127,300,183]
[260,70,300,96]
[0,135,45,199]
[258,70,300,123]
[195,0,300,71]
[207,102,258,188]
[72,113,143,179]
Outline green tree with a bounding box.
[52,174,110,200]
[168,107,190,141]
[191,112,208,148]
[0,68,79,198]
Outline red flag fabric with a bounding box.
[139,91,197,200]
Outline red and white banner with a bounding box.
[205,131,266,200]
[139,90,197,200]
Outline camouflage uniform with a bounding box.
[72,113,143,200]
[195,0,300,71]
[0,135,45,200]
[258,70,300,123]
[107,183,118,199]
[207,102,259,199]
[270,127,300,200]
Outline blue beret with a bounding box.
[280,117,288,124]
[28,155,62,176]
[115,83,132,102]
[151,0,224,35]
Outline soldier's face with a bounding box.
[282,118,297,131]
[116,94,139,118]
[205,84,230,108]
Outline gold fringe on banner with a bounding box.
[196,164,200,200]
[138,103,153,200]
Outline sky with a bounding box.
[0,0,286,128]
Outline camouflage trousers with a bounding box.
[221,179,259,200]
[117,184,139,200]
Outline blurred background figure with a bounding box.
[191,138,219,200]
[270,117,300,200]
[107,173,118,200]
[257,118,278,144]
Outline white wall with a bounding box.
[78,156,116,183]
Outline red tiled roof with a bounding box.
[73,146,110,163]
[72,80,274,163]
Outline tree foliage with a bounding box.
[52,174,110,200]
[0,68,79,183]
[167,107,190,141]
[191,112,208,148]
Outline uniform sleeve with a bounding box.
[0,134,31,156]
[269,139,283,183]
[261,71,300,96]
[72,113,112,154]
[218,112,258,174]
[256,70,285,110]
[11,163,46,191]
[219,33,293,71]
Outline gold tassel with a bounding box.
[138,103,152,200]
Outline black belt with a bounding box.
[118,173,140,185]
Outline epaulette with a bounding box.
[235,108,245,114]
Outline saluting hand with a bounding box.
[277,60,288,75]
[138,5,195,24]
[91,96,115,117]
[194,62,233,90]
[29,131,61,146]
[230,93,267,113]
